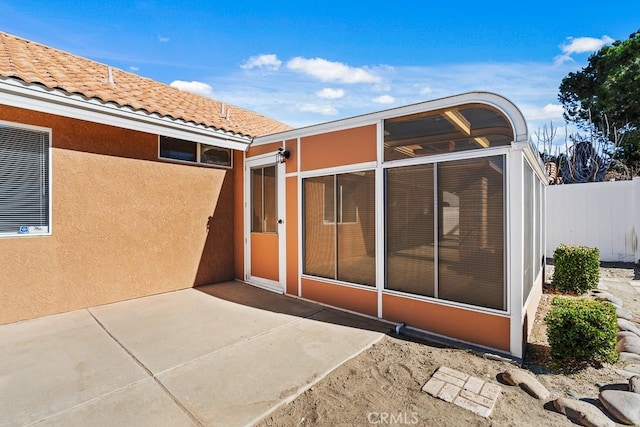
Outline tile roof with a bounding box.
[0,31,291,137]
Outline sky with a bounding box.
[1,1,639,147]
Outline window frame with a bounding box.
[158,135,233,169]
[382,149,509,313]
[301,166,376,287]
[322,175,360,225]
[0,120,52,238]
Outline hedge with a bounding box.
[553,244,600,294]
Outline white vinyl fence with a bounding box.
[546,178,640,263]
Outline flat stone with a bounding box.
[593,292,623,307]
[618,319,640,337]
[620,352,640,362]
[630,376,640,394]
[454,395,491,418]
[622,365,640,374]
[463,376,484,394]
[619,331,639,341]
[422,378,446,396]
[480,382,502,401]
[617,336,640,355]
[617,306,634,321]
[502,368,550,400]
[439,366,471,381]
[433,370,467,388]
[437,383,461,403]
[616,369,640,379]
[552,397,615,427]
[599,389,640,425]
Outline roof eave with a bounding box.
[0,77,253,151]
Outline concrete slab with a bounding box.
[0,281,392,426]
[37,379,196,427]
[0,310,147,426]
[89,287,302,374]
[158,309,386,426]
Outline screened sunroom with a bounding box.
[245,92,546,359]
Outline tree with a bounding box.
[559,30,640,174]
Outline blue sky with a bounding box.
[2,1,639,144]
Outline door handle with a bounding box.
[278,219,283,224]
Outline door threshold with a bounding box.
[244,279,284,294]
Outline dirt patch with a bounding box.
[258,266,639,426]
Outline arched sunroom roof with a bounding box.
[384,103,514,161]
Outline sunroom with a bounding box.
[244,92,546,360]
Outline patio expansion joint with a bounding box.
[86,309,204,427]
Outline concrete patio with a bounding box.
[0,281,392,426]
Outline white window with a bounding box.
[159,136,232,168]
[0,122,50,237]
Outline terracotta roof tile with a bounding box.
[0,32,291,137]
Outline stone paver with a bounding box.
[422,366,502,418]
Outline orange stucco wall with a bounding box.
[286,177,298,295]
[250,233,279,281]
[247,141,282,158]
[301,278,377,317]
[285,138,298,174]
[300,125,377,171]
[382,293,510,351]
[0,105,235,325]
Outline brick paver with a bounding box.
[422,366,502,418]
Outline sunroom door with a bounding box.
[244,155,285,293]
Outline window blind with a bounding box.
[0,125,50,235]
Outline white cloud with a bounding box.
[298,104,338,115]
[241,54,282,71]
[554,35,614,64]
[522,103,565,121]
[286,57,381,84]
[170,80,213,97]
[417,85,433,95]
[158,35,170,43]
[373,95,395,104]
[316,88,345,99]
[130,66,139,72]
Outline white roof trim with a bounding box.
[0,77,252,151]
[253,91,528,145]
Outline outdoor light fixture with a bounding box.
[276,147,291,163]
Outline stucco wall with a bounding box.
[0,105,235,324]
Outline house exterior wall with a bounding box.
[0,104,235,325]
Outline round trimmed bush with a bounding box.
[545,297,617,367]
[553,244,600,294]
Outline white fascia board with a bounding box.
[254,91,529,145]
[0,77,252,151]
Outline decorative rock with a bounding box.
[630,376,640,394]
[617,336,640,355]
[616,369,640,379]
[593,292,623,307]
[617,306,634,321]
[599,389,640,425]
[623,365,640,375]
[619,331,639,341]
[552,397,615,427]
[620,352,640,362]
[618,319,640,337]
[501,368,550,400]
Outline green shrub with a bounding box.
[545,297,617,367]
[553,244,600,294]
